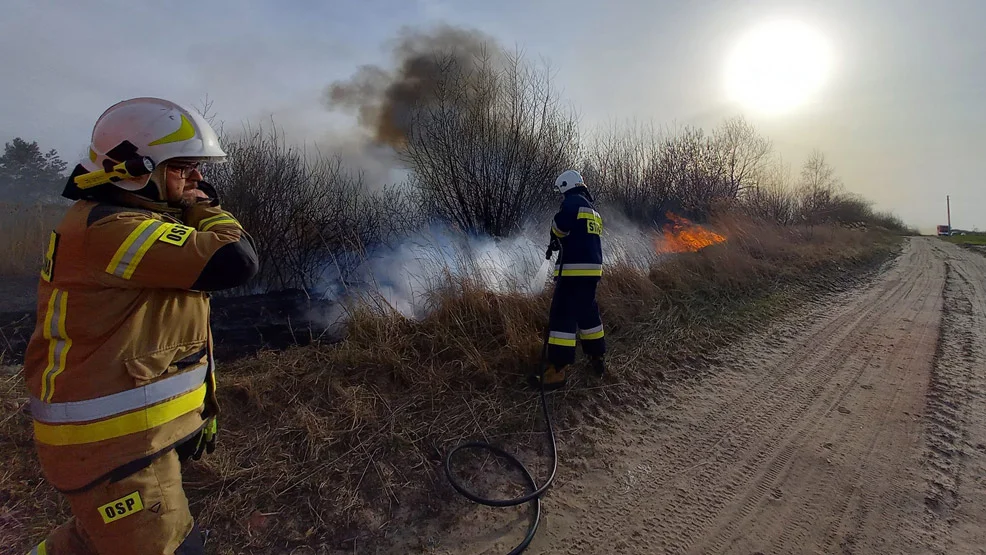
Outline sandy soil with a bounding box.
[411,237,986,554]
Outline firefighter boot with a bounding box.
[589,355,606,377]
[527,364,568,391]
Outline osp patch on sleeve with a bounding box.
[157,223,194,247]
[97,491,144,524]
[41,230,60,282]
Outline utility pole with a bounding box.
[947,195,951,231]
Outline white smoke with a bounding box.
[597,207,662,271]
[304,212,660,331]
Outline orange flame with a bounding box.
[654,212,726,254]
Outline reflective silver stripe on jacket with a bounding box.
[30,364,209,424]
[110,220,166,277]
[579,324,604,336]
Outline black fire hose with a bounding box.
[443,249,561,554]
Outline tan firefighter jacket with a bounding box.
[23,190,258,492]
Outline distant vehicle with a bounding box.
[937,225,951,236]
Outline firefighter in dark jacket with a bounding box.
[529,169,606,390]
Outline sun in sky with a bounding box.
[724,19,835,115]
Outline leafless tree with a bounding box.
[741,155,798,225]
[398,48,580,237]
[711,116,772,198]
[796,149,843,225]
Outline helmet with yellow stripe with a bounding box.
[65,97,226,200]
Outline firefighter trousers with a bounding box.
[26,450,204,555]
[546,277,605,368]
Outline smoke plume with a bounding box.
[301,208,663,332]
[324,24,501,147]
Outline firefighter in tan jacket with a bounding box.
[23,97,259,555]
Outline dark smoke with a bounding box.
[324,24,501,148]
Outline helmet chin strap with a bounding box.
[131,178,166,203]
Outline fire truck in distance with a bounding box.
[937,225,951,236]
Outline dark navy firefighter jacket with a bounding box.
[550,188,603,278]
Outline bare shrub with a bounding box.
[741,156,799,225]
[584,116,771,227]
[581,120,670,224]
[207,125,421,293]
[401,49,580,236]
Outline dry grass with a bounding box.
[0,202,64,277]
[0,213,902,553]
[942,234,986,246]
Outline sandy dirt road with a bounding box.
[428,237,986,555]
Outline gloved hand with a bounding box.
[546,236,561,259]
[178,417,218,462]
[192,417,218,460]
[193,181,222,207]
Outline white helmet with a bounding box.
[78,97,226,194]
[554,169,585,194]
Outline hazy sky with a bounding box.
[2,0,983,232]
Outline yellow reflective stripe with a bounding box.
[200,216,240,232]
[579,329,605,340]
[106,219,157,275]
[197,214,228,228]
[33,383,207,446]
[29,539,47,555]
[32,365,208,424]
[548,336,577,347]
[577,214,603,223]
[551,221,569,238]
[548,331,577,347]
[46,291,71,401]
[39,291,57,401]
[148,114,195,146]
[40,290,71,402]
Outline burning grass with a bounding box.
[0,214,903,553]
[654,212,727,254]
